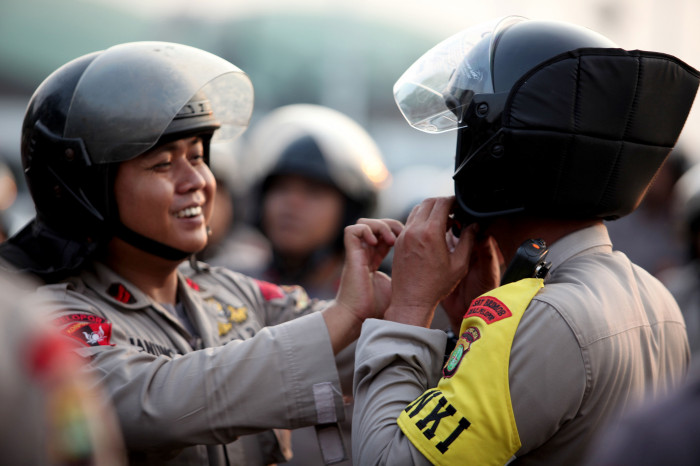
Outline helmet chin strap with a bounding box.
[114,221,194,261]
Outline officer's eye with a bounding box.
[150,159,172,171]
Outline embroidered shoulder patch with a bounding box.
[107,283,136,304]
[54,314,114,347]
[255,279,285,301]
[185,278,200,291]
[442,327,480,378]
[464,296,512,324]
[281,285,310,311]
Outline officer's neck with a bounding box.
[485,215,603,267]
[104,236,180,305]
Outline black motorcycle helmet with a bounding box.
[394,16,700,226]
[0,42,254,281]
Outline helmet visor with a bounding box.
[393,16,526,133]
[64,42,254,164]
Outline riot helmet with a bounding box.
[242,103,389,286]
[394,16,700,225]
[2,42,254,279]
[245,104,390,235]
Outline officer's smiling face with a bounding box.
[113,136,216,255]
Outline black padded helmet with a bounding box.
[1,42,254,279]
[394,16,700,224]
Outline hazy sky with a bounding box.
[92,0,700,155]
[3,0,699,163]
[92,0,699,59]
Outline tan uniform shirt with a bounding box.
[33,261,344,465]
[353,224,690,465]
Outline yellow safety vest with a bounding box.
[397,278,544,465]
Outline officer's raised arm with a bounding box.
[324,217,403,354]
[353,16,697,465]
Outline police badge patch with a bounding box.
[54,314,114,347]
[442,327,480,378]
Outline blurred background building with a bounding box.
[1,0,699,274]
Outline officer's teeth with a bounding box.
[176,206,202,218]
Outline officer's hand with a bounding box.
[324,218,402,354]
[336,218,403,320]
[442,234,503,332]
[384,197,476,328]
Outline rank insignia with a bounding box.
[107,283,136,304]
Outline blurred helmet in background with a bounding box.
[244,104,391,246]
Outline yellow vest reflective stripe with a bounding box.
[397,278,544,465]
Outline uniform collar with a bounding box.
[81,261,209,310]
[81,262,154,310]
[78,261,218,349]
[544,223,613,275]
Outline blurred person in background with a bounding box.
[352,16,697,465]
[0,41,401,465]
[243,104,390,300]
[658,161,700,358]
[0,159,18,242]
[233,103,390,466]
[583,361,700,465]
[0,270,126,465]
[196,139,271,273]
[1,145,125,464]
[606,146,690,277]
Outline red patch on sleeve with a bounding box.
[54,314,108,326]
[185,278,200,291]
[54,314,114,347]
[254,279,285,301]
[464,296,513,324]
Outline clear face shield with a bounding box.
[62,41,254,164]
[393,16,526,134]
